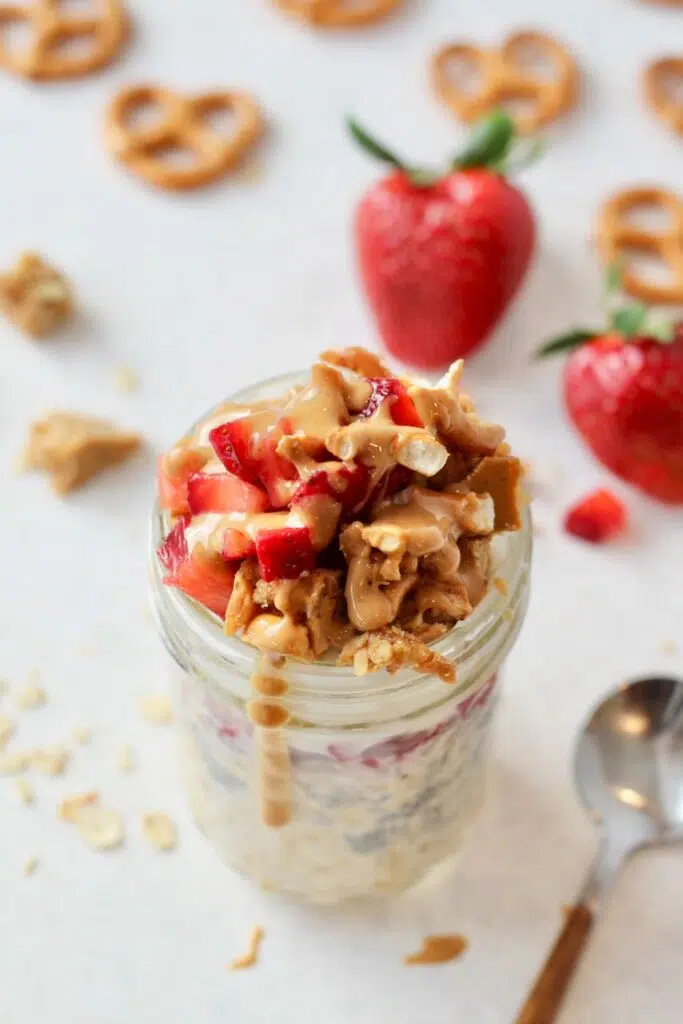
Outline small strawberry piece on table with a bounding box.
[157,517,189,574]
[564,489,627,544]
[359,378,423,427]
[165,549,236,618]
[187,472,268,515]
[157,448,207,516]
[255,527,316,582]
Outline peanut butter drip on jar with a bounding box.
[247,655,292,828]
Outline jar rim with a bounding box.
[149,369,532,699]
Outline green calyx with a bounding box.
[347,109,541,188]
[536,263,677,358]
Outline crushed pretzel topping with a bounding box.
[72,725,90,745]
[17,683,47,710]
[229,926,265,970]
[58,791,99,822]
[141,812,177,851]
[75,806,124,850]
[138,694,174,725]
[321,346,391,378]
[403,933,469,966]
[0,750,30,775]
[338,626,456,684]
[14,778,34,804]
[23,856,39,876]
[22,412,142,494]
[0,252,73,338]
[32,744,69,776]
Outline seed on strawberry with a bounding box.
[255,527,316,582]
[157,517,189,573]
[165,549,236,618]
[563,488,627,544]
[359,378,423,427]
[187,472,268,515]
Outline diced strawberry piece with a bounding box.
[222,529,256,560]
[157,517,189,573]
[359,377,423,427]
[563,488,627,544]
[291,463,370,510]
[165,550,235,618]
[157,449,206,515]
[257,437,298,509]
[209,421,259,484]
[187,472,268,515]
[255,526,316,581]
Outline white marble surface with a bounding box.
[1,0,683,1021]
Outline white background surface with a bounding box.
[1,0,683,1021]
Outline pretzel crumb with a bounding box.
[403,933,469,966]
[138,694,174,725]
[116,743,134,771]
[75,806,124,850]
[72,725,91,745]
[229,926,265,970]
[114,365,139,393]
[0,750,30,775]
[493,576,508,596]
[17,683,47,710]
[14,778,34,805]
[0,714,14,747]
[32,744,69,776]
[338,627,456,684]
[23,856,39,876]
[59,791,99,822]
[0,252,73,338]
[22,411,142,494]
[141,812,177,851]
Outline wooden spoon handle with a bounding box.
[514,902,594,1024]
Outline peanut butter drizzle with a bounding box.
[247,654,293,828]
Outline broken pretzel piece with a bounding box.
[338,625,456,684]
[0,252,73,338]
[458,455,523,532]
[22,412,142,494]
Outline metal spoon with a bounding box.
[514,675,683,1024]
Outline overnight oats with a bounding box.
[149,347,531,903]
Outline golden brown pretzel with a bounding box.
[0,0,127,80]
[273,0,402,28]
[431,29,579,134]
[596,187,683,304]
[104,85,264,191]
[644,57,683,137]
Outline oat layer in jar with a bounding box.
[149,353,531,904]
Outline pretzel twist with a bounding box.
[104,85,264,191]
[644,57,683,137]
[0,0,127,80]
[431,30,578,134]
[273,0,402,28]
[597,188,683,305]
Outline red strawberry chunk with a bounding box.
[157,449,206,515]
[165,550,235,618]
[157,517,189,573]
[563,488,627,544]
[222,529,256,560]
[257,436,298,509]
[187,472,268,515]
[359,377,423,427]
[209,421,259,483]
[255,526,316,582]
[292,463,370,510]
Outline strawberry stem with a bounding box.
[346,118,439,187]
[536,330,597,357]
[452,110,516,170]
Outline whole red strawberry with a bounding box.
[349,111,536,369]
[539,278,683,504]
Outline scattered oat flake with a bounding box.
[116,743,134,771]
[23,856,39,876]
[58,791,99,823]
[75,806,124,850]
[0,750,30,774]
[114,365,139,393]
[138,694,173,725]
[0,715,14,746]
[403,934,469,966]
[72,725,90,744]
[32,744,69,776]
[229,927,265,970]
[17,683,47,710]
[659,640,677,656]
[14,778,34,804]
[142,812,177,851]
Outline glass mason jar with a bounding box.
[149,373,532,905]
